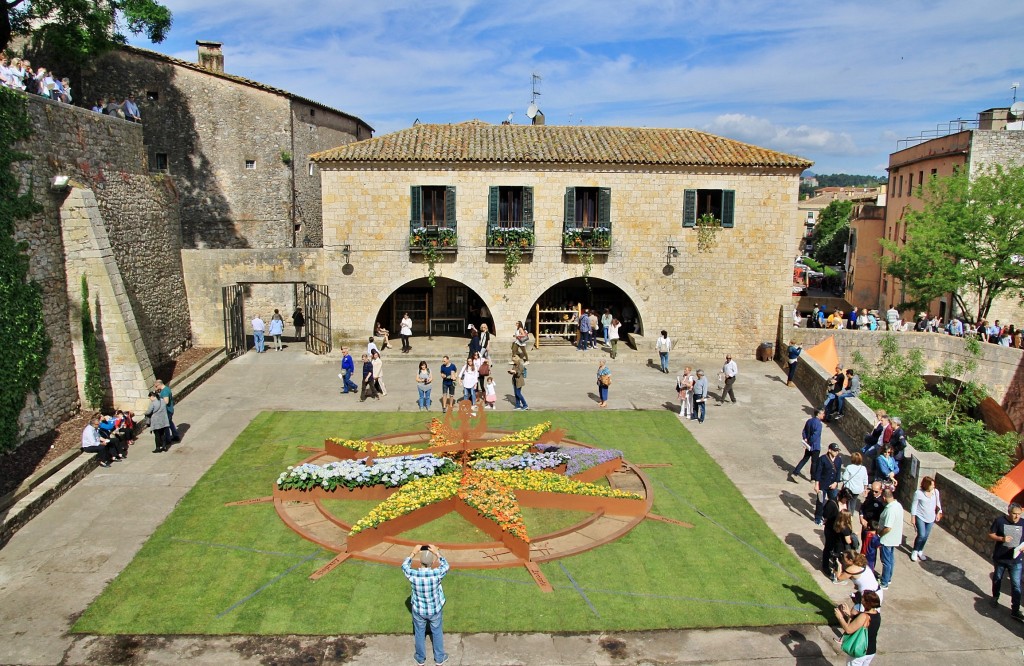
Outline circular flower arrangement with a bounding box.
[272,407,653,570]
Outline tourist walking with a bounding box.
[339,347,358,394]
[511,321,530,363]
[834,590,881,665]
[989,502,1024,621]
[416,361,433,411]
[251,314,266,353]
[483,376,497,409]
[596,360,611,407]
[719,354,737,404]
[402,544,450,666]
[821,489,850,578]
[478,323,491,357]
[676,367,694,419]
[269,310,285,351]
[789,408,823,481]
[439,355,457,413]
[877,489,904,590]
[144,390,172,453]
[786,340,802,386]
[291,307,304,341]
[360,353,378,401]
[458,357,478,405]
[841,452,869,517]
[155,379,179,442]
[691,369,708,423]
[813,443,843,525]
[655,330,672,373]
[910,476,943,562]
[371,349,386,396]
[400,313,413,353]
[608,318,621,359]
[510,356,528,410]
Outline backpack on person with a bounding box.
[478,360,490,377]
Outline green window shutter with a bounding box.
[488,186,499,225]
[721,189,735,228]
[410,185,422,225]
[523,186,534,223]
[564,187,576,228]
[445,185,457,228]
[682,189,697,227]
[597,187,611,225]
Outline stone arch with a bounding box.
[516,274,647,344]
[369,274,501,339]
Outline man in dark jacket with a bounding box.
[790,408,823,481]
[813,443,844,525]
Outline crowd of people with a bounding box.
[80,379,180,464]
[801,302,1021,347]
[0,54,73,103]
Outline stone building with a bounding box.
[276,121,810,357]
[879,108,1024,321]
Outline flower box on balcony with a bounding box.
[410,226,458,253]
[486,226,535,255]
[562,227,611,254]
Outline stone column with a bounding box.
[60,187,155,413]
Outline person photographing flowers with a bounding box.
[402,544,450,666]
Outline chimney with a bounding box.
[196,41,224,73]
[532,109,545,126]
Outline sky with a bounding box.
[128,0,1024,176]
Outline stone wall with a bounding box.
[936,469,1008,560]
[786,328,1024,412]
[317,163,803,358]
[11,95,188,442]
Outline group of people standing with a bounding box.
[673,355,738,424]
[81,379,180,464]
[251,308,305,353]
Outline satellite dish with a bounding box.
[526,101,538,119]
[506,111,514,123]
[1011,101,1024,118]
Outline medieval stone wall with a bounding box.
[11,95,187,442]
[316,162,802,358]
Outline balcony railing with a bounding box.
[562,223,611,254]
[409,221,458,253]
[486,221,535,254]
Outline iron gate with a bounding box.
[222,284,246,359]
[304,284,332,355]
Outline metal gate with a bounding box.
[222,284,246,359]
[304,284,332,355]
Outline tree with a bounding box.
[2,0,172,57]
[881,164,1024,322]
[810,199,852,266]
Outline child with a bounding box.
[484,375,497,409]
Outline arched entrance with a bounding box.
[525,277,643,346]
[375,277,496,339]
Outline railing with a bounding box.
[562,222,611,253]
[409,221,458,252]
[486,221,535,253]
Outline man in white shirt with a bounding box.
[122,94,141,122]
[81,414,113,467]
[885,305,900,331]
[719,354,738,405]
[251,314,266,353]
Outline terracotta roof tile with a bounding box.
[311,123,812,169]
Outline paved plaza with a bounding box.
[0,339,1021,665]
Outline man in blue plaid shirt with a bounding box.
[402,544,450,666]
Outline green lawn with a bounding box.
[73,411,829,634]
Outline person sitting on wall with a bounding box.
[81,413,115,467]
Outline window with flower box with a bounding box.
[409,185,457,252]
[486,186,535,252]
[562,186,611,252]
[682,189,735,228]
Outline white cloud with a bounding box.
[703,114,859,157]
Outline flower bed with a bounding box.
[458,469,529,542]
[349,472,461,536]
[471,451,567,472]
[471,422,553,460]
[485,469,641,500]
[536,444,624,477]
[325,438,426,460]
[277,455,457,492]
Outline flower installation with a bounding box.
[458,469,529,541]
[277,454,457,492]
[536,444,626,476]
[350,473,461,535]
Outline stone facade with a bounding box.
[11,95,187,443]
[314,160,802,357]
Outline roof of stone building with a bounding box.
[119,45,373,132]
[311,123,812,168]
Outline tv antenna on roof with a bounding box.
[526,73,541,119]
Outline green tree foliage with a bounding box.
[882,164,1024,321]
[853,334,1018,488]
[0,86,49,453]
[3,0,172,56]
[800,173,885,198]
[811,199,853,266]
[81,274,103,409]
